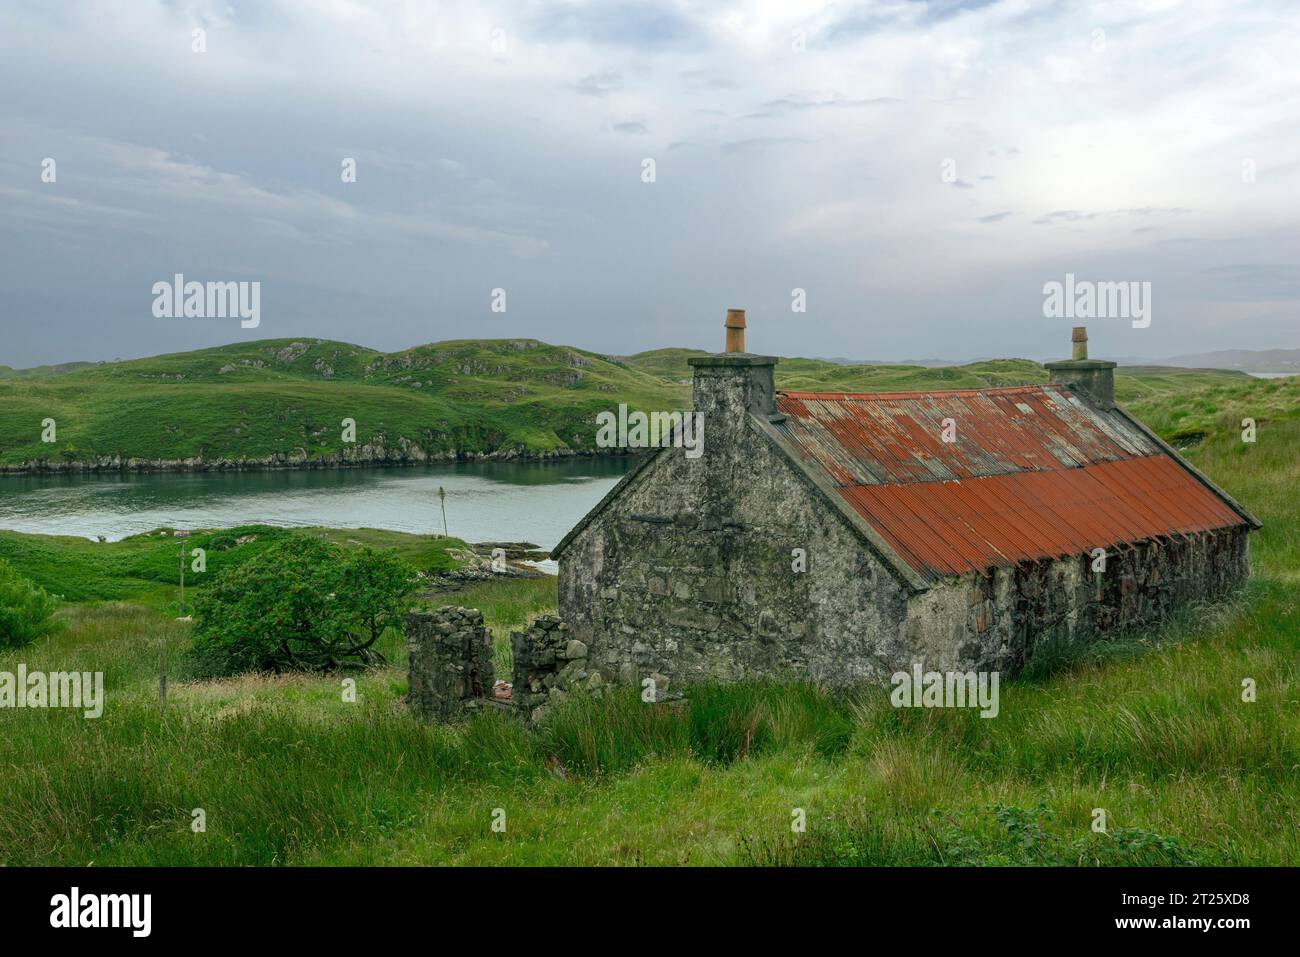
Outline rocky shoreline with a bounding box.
[0,445,635,475]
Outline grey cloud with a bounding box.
[721,137,814,154]
[753,95,901,116]
[573,72,621,97]
[1033,210,1099,224]
[524,1,703,49]
[681,70,737,91]
[1199,263,1300,300]
[1036,208,1193,225]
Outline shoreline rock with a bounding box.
[0,447,636,476]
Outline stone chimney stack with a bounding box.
[688,308,779,425]
[1045,325,1116,409]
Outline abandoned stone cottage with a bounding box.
[551,312,1259,689]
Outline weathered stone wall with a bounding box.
[510,615,602,721]
[558,424,911,690]
[405,606,496,721]
[909,526,1251,674]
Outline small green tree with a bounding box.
[188,537,418,677]
[0,558,61,649]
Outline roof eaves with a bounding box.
[747,411,933,593]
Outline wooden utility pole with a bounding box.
[438,486,448,537]
[177,530,189,617]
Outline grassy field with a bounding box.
[0,374,1296,865]
[0,336,1254,466]
[0,524,465,610]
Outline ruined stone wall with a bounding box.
[405,606,495,721]
[558,424,911,691]
[910,525,1251,674]
[510,615,602,721]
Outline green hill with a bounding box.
[0,338,1262,470]
[623,349,1252,398]
[0,361,96,380]
[0,338,683,468]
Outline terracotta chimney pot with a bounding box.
[1071,326,1088,360]
[724,309,746,353]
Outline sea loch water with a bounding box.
[0,459,635,549]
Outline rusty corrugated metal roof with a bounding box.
[773,385,1248,581]
[838,457,1243,578]
[776,385,1156,485]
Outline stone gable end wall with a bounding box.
[558,424,910,690]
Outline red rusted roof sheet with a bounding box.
[776,385,1156,485]
[838,457,1243,578]
[773,385,1248,581]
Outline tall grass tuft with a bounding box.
[537,682,856,777]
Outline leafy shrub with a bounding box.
[187,537,418,678]
[0,557,62,649]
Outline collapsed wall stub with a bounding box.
[405,606,609,724]
[510,615,603,722]
[405,606,496,722]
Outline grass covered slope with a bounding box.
[0,373,1296,865]
[0,338,683,466]
[625,348,1255,396]
[0,336,1260,469]
[0,525,465,609]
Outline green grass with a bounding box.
[0,525,465,610]
[0,336,1262,467]
[0,371,1296,865]
[0,338,683,465]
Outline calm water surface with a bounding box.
[0,459,635,548]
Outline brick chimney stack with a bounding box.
[688,308,779,422]
[1046,325,1116,409]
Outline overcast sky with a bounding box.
[2,0,1298,367]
